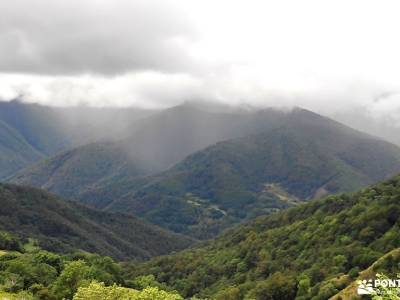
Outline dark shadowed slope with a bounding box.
[107,109,400,238]
[129,175,400,299]
[0,183,193,261]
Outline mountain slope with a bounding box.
[129,175,400,299]
[10,142,149,208]
[0,100,73,156]
[9,105,299,205]
[330,248,400,300]
[106,109,400,238]
[12,108,400,238]
[0,183,193,260]
[0,100,156,179]
[0,120,44,179]
[117,104,291,171]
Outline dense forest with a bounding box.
[0,183,192,260]
[127,175,400,299]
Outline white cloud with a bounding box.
[0,72,202,108]
[1,0,400,118]
[366,93,400,126]
[0,0,195,75]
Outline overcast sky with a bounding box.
[1,0,400,119]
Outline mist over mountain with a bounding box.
[105,108,400,238]
[0,119,44,178]
[9,105,295,202]
[0,100,156,178]
[10,105,400,239]
[332,108,400,147]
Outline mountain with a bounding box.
[0,183,193,260]
[0,120,44,179]
[0,100,66,179]
[8,142,150,208]
[11,108,400,238]
[0,100,74,156]
[116,104,290,171]
[128,175,400,299]
[8,105,297,205]
[0,100,155,179]
[104,108,400,238]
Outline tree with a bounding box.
[0,231,22,251]
[73,281,138,300]
[296,275,311,299]
[51,260,91,299]
[73,281,184,300]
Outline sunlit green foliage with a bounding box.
[0,232,189,300]
[73,281,183,300]
[0,290,34,299]
[130,175,400,299]
[0,235,125,300]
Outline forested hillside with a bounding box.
[9,142,149,208]
[128,175,400,299]
[0,183,193,260]
[11,108,400,239]
[106,109,400,238]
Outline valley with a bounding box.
[0,102,399,299]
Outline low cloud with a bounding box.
[0,72,203,108]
